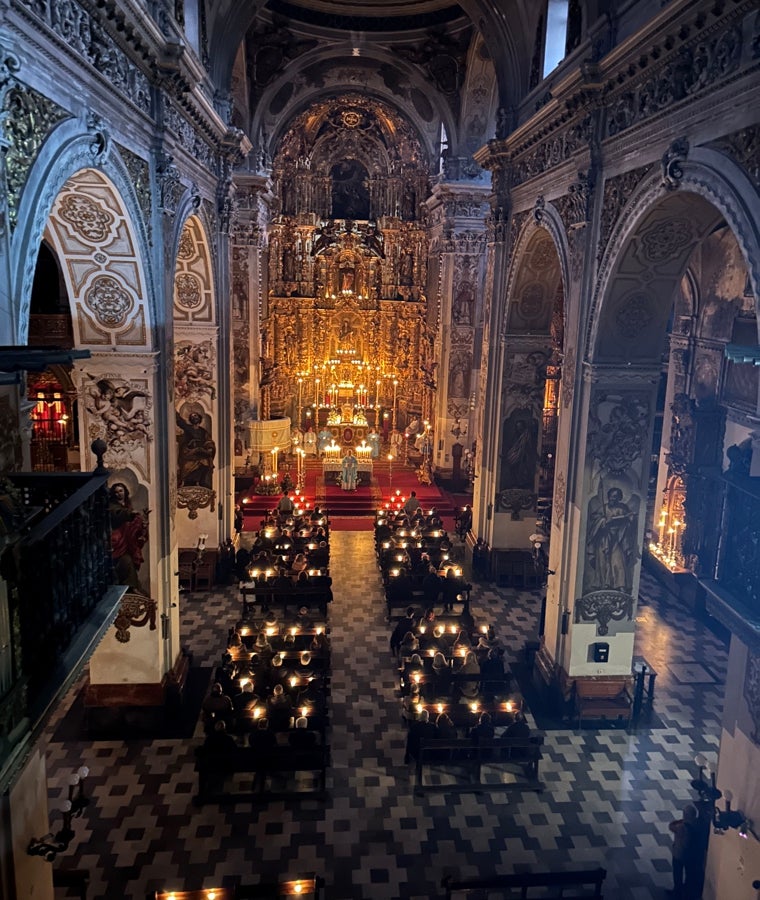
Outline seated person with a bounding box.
[288,715,320,750]
[503,711,530,740]
[453,630,472,654]
[278,491,295,515]
[227,627,243,649]
[469,712,495,744]
[422,567,442,607]
[442,568,468,612]
[290,552,308,577]
[458,651,481,700]
[386,570,414,609]
[232,682,260,732]
[202,719,238,753]
[403,490,421,517]
[390,607,417,655]
[202,682,234,732]
[435,712,457,741]
[248,716,278,756]
[267,682,293,728]
[401,684,422,723]
[404,708,437,763]
[398,630,420,659]
[480,648,506,700]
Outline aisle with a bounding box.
[40,530,728,899]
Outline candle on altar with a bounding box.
[315,378,320,407]
[272,446,278,473]
[375,379,380,408]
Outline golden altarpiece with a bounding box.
[258,97,438,450]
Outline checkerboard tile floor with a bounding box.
[42,534,727,899]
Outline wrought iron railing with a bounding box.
[0,473,112,745]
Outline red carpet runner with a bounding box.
[239,458,467,531]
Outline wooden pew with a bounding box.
[442,867,607,899]
[573,677,633,729]
[240,584,332,618]
[414,736,543,795]
[194,745,329,804]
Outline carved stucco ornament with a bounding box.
[177,485,216,519]
[496,488,536,520]
[661,137,689,191]
[575,590,634,635]
[533,195,546,226]
[85,274,134,328]
[114,591,157,643]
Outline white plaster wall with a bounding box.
[704,636,760,899]
[89,616,162,684]
[10,749,53,900]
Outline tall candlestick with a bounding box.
[392,379,398,431]
[375,379,380,409]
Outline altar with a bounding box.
[322,441,374,479]
[325,404,370,447]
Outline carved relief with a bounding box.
[58,194,116,242]
[553,470,566,528]
[640,219,695,263]
[574,590,634,636]
[605,23,743,139]
[175,273,203,310]
[598,165,654,260]
[709,125,760,188]
[116,145,152,237]
[587,391,650,476]
[114,591,157,643]
[3,85,70,231]
[84,275,134,328]
[176,340,216,402]
[667,393,696,477]
[85,374,152,448]
[614,291,654,340]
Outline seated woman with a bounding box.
[398,630,420,660]
[458,650,481,700]
[453,630,472,654]
[290,551,308,574]
[401,683,422,724]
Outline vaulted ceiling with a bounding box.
[207,0,540,174]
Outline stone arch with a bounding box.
[589,150,760,365]
[173,213,216,326]
[12,121,154,347]
[503,205,569,337]
[172,212,219,533]
[492,212,566,530]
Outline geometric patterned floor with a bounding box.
[43,531,728,899]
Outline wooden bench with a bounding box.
[195,745,329,804]
[240,585,332,618]
[442,867,607,899]
[415,736,543,795]
[401,671,513,701]
[573,678,632,729]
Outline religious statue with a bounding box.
[400,251,414,285]
[108,481,148,593]
[176,410,216,489]
[341,449,358,491]
[584,485,640,594]
[499,407,538,491]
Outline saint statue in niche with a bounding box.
[584,485,640,594]
[499,407,538,491]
